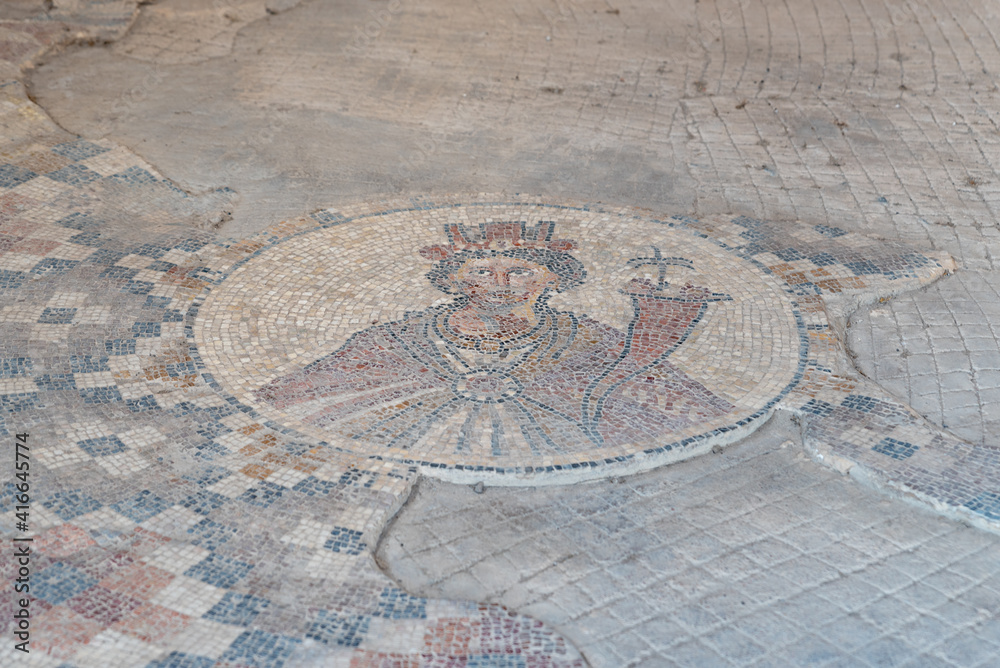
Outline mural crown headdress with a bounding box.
[419,221,576,260]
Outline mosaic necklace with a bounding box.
[432,305,558,357]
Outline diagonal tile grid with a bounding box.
[380,424,1000,667]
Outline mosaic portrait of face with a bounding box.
[196,206,808,480]
[452,255,557,312]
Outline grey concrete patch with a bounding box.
[849,271,1000,446]
[379,414,1000,667]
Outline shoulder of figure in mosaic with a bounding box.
[620,278,732,302]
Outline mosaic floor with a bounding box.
[2,1,999,667]
[200,206,804,480]
[190,200,961,491]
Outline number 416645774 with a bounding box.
[14,433,29,525]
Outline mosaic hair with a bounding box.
[427,247,587,294]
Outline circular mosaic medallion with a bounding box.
[194,201,806,484]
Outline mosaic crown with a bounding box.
[419,221,577,260]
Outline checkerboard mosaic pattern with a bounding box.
[0,88,586,664]
[1,20,997,666]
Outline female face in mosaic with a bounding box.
[453,255,556,313]
[430,247,585,336]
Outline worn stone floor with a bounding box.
[381,414,1000,667]
[1,0,998,666]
